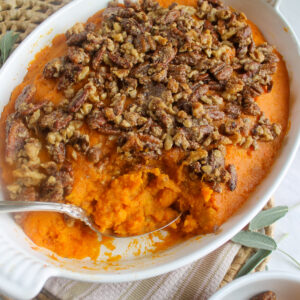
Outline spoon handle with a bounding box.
[0,201,71,213]
[0,200,102,236]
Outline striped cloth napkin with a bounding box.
[44,242,240,300]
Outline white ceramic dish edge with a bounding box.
[209,271,300,300]
[0,0,299,299]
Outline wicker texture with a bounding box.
[0,1,275,298]
[220,198,275,287]
[0,0,72,45]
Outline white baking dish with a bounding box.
[0,0,299,298]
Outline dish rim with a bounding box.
[209,271,300,300]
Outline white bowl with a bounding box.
[0,0,300,298]
[209,272,300,300]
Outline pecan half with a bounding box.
[5,116,30,164]
[68,89,89,113]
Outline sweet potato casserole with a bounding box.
[0,0,289,259]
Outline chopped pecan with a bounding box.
[67,46,90,65]
[138,133,163,150]
[242,97,261,116]
[225,103,241,119]
[220,120,238,135]
[66,30,88,46]
[5,116,30,164]
[190,84,209,102]
[57,63,83,90]
[15,85,36,112]
[111,93,126,115]
[164,9,180,24]
[134,35,151,53]
[227,164,237,191]
[87,109,107,130]
[24,138,41,162]
[207,0,223,7]
[120,18,143,36]
[124,0,142,10]
[8,185,37,202]
[40,177,64,202]
[102,6,123,19]
[131,63,151,85]
[208,149,225,169]
[40,110,73,131]
[69,131,90,153]
[235,25,252,46]
[43,57,65,79]
[142,0,159,11]
[168,64,188,83]
[41,161,59,175]
[108,52,131,68]
[152,45,177,66]
[92,44,106,70]
[206,108,225,120]
[13,164,46,187]
[97,124,122,135]
[68,89,89,113]
[210,63,233,81]
[87,146,102,163]
[18,101,46,117]
[48,142,66,164]
[121,134,144,153]
[174,52,202,66]
[243,83,264,98]
[58,161,74,195]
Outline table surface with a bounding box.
[268,0,300,274]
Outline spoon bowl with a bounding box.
[0,201,182,238]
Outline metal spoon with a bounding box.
[0,201,182,238]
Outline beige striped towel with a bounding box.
[44,242,240,300]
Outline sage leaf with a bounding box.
[0,31,19,66]
[249,206,288,231]
[236,249,272,278]
[232,231,277,250]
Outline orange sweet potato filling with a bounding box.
[0,0,289,259]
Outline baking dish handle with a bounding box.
[0,235,57,299]
[0,263,56,300]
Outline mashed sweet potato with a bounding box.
[0,0,289,260]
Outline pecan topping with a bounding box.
[5,0,283,198]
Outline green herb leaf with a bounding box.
[249,206,288,231]
[235,249,272,278]
[0,31,19,66]
[232,231,277,250]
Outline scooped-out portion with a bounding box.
[0,0,289,259]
